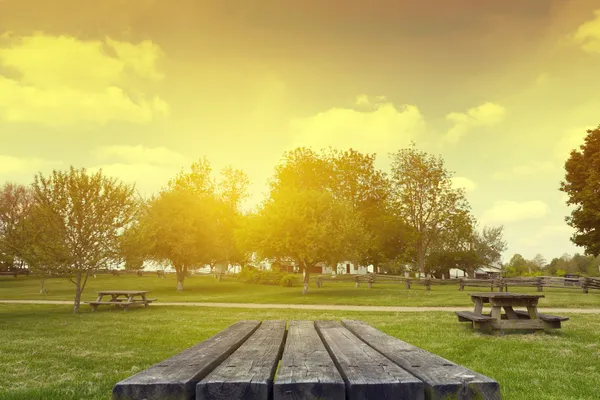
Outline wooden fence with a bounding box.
[313,274,600,293]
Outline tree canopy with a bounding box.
[30,167,137,312]
[560,125,600,256]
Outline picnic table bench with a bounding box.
[456,292,569,335]
[84,290,157,311]
[112,319,501,400]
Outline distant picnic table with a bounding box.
[112,319,501,400]
[456,292,568,335]
[85,290,157,311]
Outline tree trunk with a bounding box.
[175,265,186,292]
[302,262,310,295]
[39,273,47,294]
[417,252,426,278]
[73,271,82,314]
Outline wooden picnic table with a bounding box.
[85,290,157,311]
[456,292,568,335]
[112,319,501,400]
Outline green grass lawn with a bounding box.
[2,274,600,308]
[0,304,599,400]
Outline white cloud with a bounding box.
[569,9,600,54]
[289,98,426,156]
[519,224,574,247]
[481,200,550,224]
[493,161,555,180]
[554,125,596,160]
[450,176,477,192]
[0,154,62,175]
[444,102,506,143]
[88,163,179,197]
[89,145,190,197]
[0,33,169,126]
[93,145,189,167]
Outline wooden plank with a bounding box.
[196,320,286,400]
[342,319,501,400]
[112,320,261,400]
[315,320,424,400]
[470,292,544,300]
[273,321,345,400]
[455,311,493,322]
[514,310,569,322]
[489,319,545,330]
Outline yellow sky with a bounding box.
[1,0,600,262]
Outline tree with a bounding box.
[474,226,508,270]
[504,254,529,277]
[0,183,64,293]
[326,148,408,269]
[138,159,248,291]
[560,125,600,256]
[140,189,219,291]
[31,167,137,313]
[389,144,472,275]
[0,183,34,272]
[246,187,367,293]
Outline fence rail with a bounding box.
[312,274,600,293]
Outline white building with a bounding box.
[321,261,376,275]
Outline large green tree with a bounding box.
[246,187,368,293]
[139,159,249,291]
[0,183,33,272]
[560,125,600,256]
[389,144,472,275]
[31,167,137,313]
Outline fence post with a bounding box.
[405,279,411,289]
[458,279,464,291]
[355,275,360,288]
[537,277,543,292]
[368,273,374,289]
[317,277,322,288]
[425,278,431,292]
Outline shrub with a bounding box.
[280,274,300,287]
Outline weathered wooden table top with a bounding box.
[470,292,545,301]
[112,319,501,400]
[97,290,150,295]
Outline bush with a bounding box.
[280,274,300,287]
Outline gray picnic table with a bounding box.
[112,319,501,400]
[85,290,157,311]
[455,292,569,335]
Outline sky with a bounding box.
[1,0,599,263]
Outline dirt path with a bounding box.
[2,299,600,313]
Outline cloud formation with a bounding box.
[444,102,506,143]
[89,145,189,197]
[570,9,600,54]
[0,33,169,126]
[481,200,550,224]
[0,154,61,175]
[289,96,426,156]
[493,161,555,180]
[554,125,597,160]
[450,176,477,192]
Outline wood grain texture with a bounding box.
[274,321,345,400]
[315,320,424,400]
[455,311,494,322]
[196,320,286,400]
[514,310,569,322]
[342,319,501,400]
[470,292,544,300]
[111,320,261,400]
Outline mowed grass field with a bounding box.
[2,274,600,308]
[0,304,599,400]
